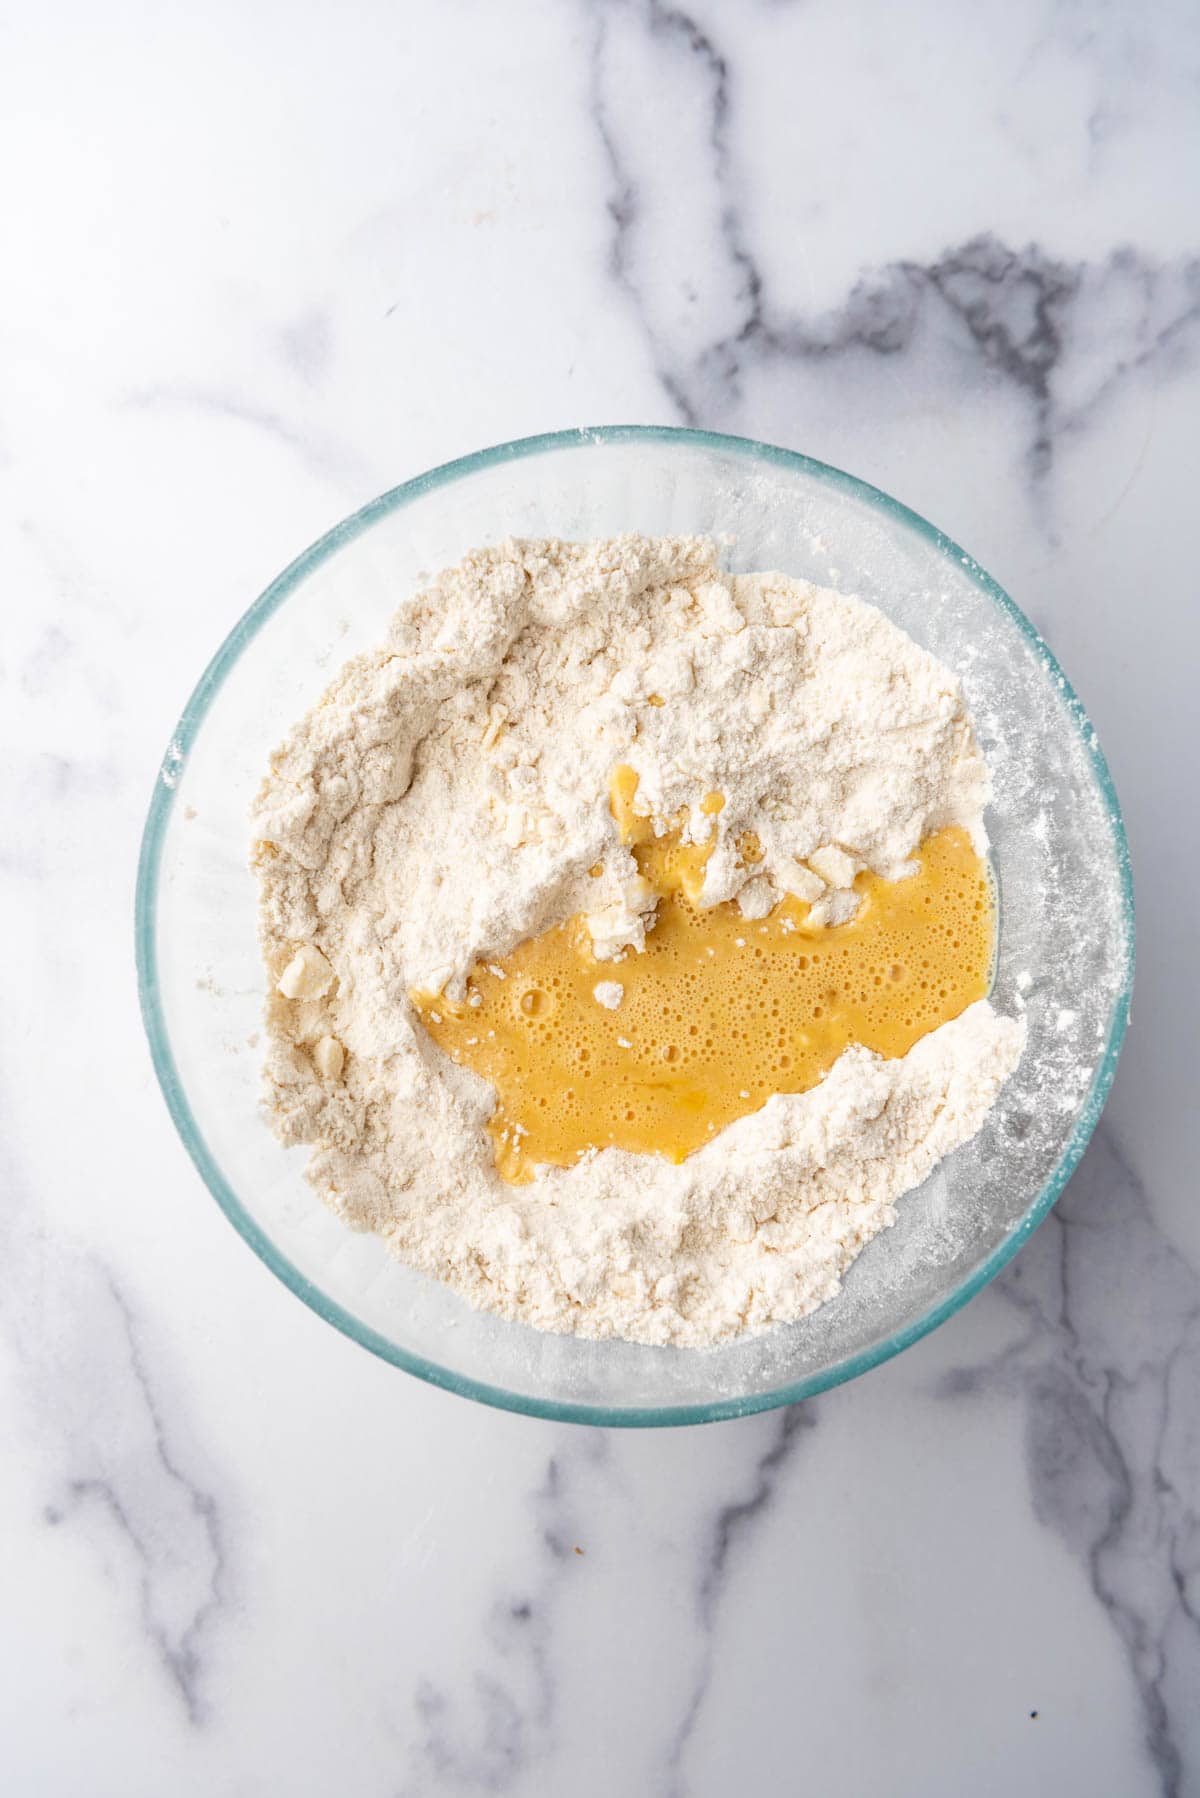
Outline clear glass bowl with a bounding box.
[136,427,1134,1425]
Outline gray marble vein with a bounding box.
[590,0,762,428]
[400,1435,610,1794]
[276,307,336,388]
[663,1401,815,1795]
[588,0,1200,497]
[121,383,368,483]
[0,1147,230,1725]
[50,1270,228,1723]
[395,1404,822,1798]
[943,1123,1200,1795]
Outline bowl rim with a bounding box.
[135,424,1135,1427]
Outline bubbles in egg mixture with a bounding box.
[412,780,994,1183]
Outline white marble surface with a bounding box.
[3,1,1198,1792]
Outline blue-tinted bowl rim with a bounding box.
[134,425,1135,1426]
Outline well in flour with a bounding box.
[252,535,1024,1347]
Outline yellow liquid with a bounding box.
[413,771,994,1182]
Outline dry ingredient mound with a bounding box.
[252,536,1024,1347]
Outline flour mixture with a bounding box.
[252,536,1024,1346]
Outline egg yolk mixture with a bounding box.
[412,768,994,1183]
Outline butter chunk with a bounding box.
[805,889,861,928]
[778,859,825,904]
[736,876,777,921]
[278,943,334,1000]
[586,873,658,961]
[622,875,655,910]
[313,1034,345,1081]
[807,845,859,890]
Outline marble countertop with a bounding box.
[4,2,1199,1792]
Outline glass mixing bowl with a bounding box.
[136,427,1133,1425]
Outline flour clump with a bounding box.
[252,536,1024,1346]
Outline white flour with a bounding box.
[252,537,1024,1346]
